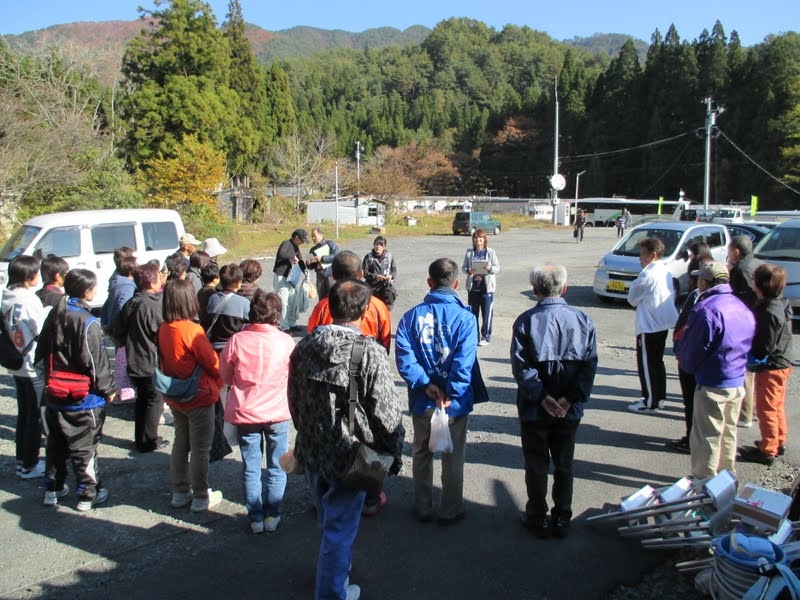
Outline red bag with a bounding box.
[46,355,92,403]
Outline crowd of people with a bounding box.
[3,225,793,600]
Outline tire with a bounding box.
[493,227,500,235]
[452,230,459,235]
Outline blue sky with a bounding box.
[2,0,796,46]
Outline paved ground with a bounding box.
[1,225,797,599]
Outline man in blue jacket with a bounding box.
[511,264,597,538]
[396,258,488,525]
[675,262,755,480]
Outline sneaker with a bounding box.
[161,411,174,426]
[264,516,281,532]
[738,420,753,428]
[627,400,658,413]
[250,520,265,534]
[345,584,361,600]
[43,485,70,507]
[18,460,45,480]
[657,400,666,409]
[755,440,786,456]
[669,437,691,454]
[478,339,489,347]
[190,489,223,513]
[738,446,775,466]
[76,487,109,512]
[171,491,193,508]
[362,491,388,517]
[551,515,571,539]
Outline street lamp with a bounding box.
[574,170,587,223]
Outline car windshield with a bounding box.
[0,225,41,261]
[613,228,683,257]
[754,227,800,262]
[454,212,469,220]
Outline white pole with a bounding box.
[355,141,361,196]
[703,97,713,210]
[552,77,559,224]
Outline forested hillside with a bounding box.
[1,0,798,236]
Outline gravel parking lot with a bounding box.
[0,224,796,599]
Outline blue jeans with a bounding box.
[309,472,366,600]
[237,420,289,522]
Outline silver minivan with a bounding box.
[593,221,730,300]
[754,218,800,329]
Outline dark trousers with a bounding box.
[678,367,696,438]
[468,290,494,342]
[14,376,42,468]
[131,376,164,452]
[44,406,105,501]
[636,330,668,408]
[521,419,579,520]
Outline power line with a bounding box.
[634,139,694,199]
[716,128,800,197]
[560,132,692,160]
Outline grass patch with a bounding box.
[224,213,558,260]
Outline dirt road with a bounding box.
[0,225,795,599]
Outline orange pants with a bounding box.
[754,367,792,456]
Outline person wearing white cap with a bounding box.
[177,233,201,268]
[203,238,228,262]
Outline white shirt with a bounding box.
[627,261,679,334]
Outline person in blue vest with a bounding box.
[395,258,488,525]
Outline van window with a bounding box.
[35,227,81,258]
[91,223,136,254]
[142,221,179,251]
[0,225,41,260]
[696,226,726,249]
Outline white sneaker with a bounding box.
[43,485,70,506]
[478,339,489,346]
[171,491,193,508]
[190,489,223,513]
[657,400,665,410]
[250,520,265,534]
[264,516,281,532]
[18,460,45,480]
[76,487,109,512]
[627,400,658,413]
[738,420,753,428]
[345,584,361,600]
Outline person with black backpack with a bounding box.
[2,255,48,479]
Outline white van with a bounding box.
[753,218,800,330]
[0,209,185,308]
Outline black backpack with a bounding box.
[0,312,25,371]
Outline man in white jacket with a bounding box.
[627,238,679,412]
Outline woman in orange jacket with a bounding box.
[157,279,223,512]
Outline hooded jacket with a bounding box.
[461,247,500,293]
[2,286,48,378]
[395,287,489,417]
[288,326,404,482]
[627,260,679,334]
[511,297,598,422]
[675,284,755,387]
[35,298,115,410]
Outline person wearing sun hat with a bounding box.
[202,238,228,263]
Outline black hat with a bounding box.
[292,228,309,243]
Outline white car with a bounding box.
[593,221,730,301]
[754,218,800,330]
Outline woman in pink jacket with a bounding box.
[220,290,295,533]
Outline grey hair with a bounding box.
[529,264,568,297]
[312,227,324,236]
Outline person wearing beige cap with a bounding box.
[177,233,201,268]
[675,261,755,479]
[202,238,228,262]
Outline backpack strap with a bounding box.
[347,336,367,436]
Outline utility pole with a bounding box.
[703,97,724,210]
[334,161,340,239]
[575,170,587,222]
[355,141,361,195]
[553,76,559,202]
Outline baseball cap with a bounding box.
[691,261,729,283]
[292,228,309,243]
[180,233,201,246]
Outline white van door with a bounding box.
[31,225,84,271]
[88,222,138,306]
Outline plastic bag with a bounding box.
[429,406,453,453]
